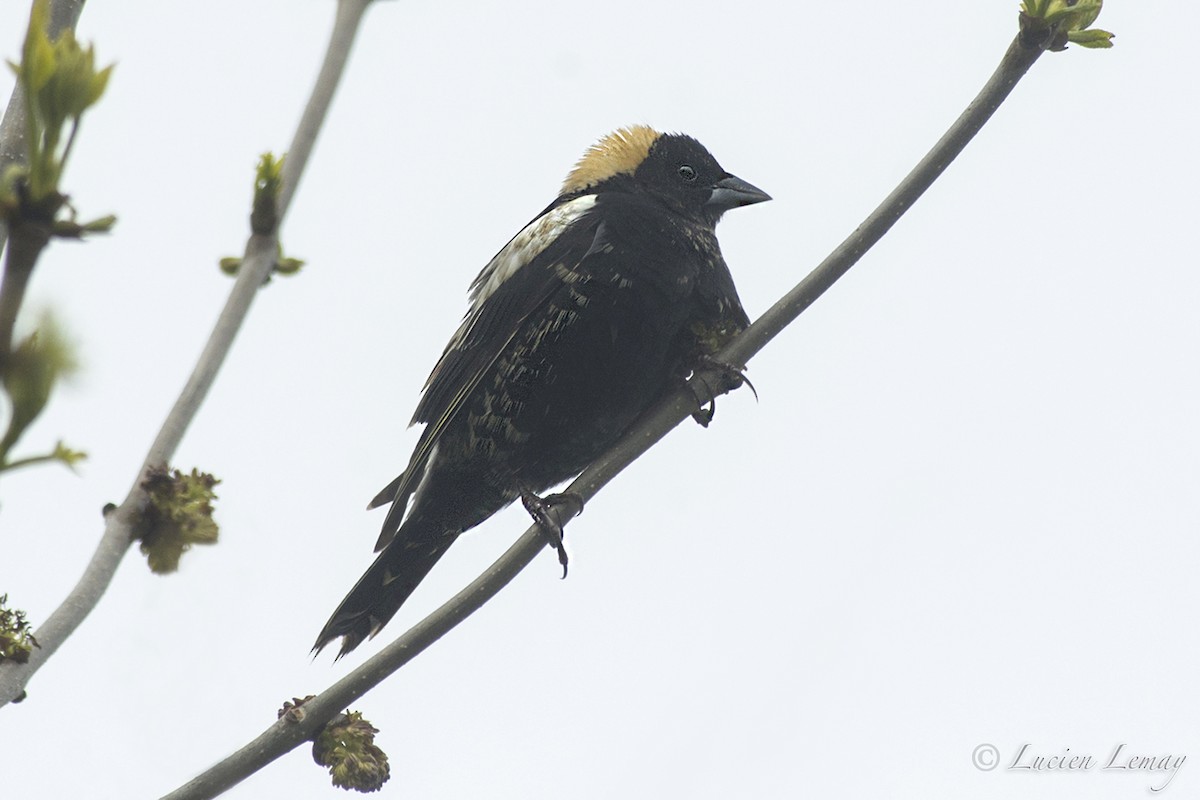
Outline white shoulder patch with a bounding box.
[468,194,598,308]
[438,194,598,357]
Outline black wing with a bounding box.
[368,198,604,549]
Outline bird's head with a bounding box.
[562,125,770,224]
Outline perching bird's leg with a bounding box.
[689,354,757,427]
[520,489,584,578]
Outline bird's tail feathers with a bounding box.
[312,532,457,659]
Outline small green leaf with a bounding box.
[274,256,305,276]
[1067,28,1115,48]
[79,214,117,233]
[50,440,86,469]
[51,213,117,238]
[0,312,78,464]
[19,2,55,96]
[0,163,23,202]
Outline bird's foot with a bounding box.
[689,354,757,427]
[520,490,584,578]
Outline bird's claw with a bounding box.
[690,374,717,428]
[520,489,584,578]
[689,354,756,426]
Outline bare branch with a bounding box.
[0,218,49,360]
[158,31,1049,800]
[0,0,376,709]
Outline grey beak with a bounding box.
[707,174,772,212]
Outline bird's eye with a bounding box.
[678,165,697,182]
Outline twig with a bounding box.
[724,34,1042,365]
[1,449,66,472]
[0,0,376,709]
[0,0,86,259]
[0,216,50,360]
[157,31,1047,800]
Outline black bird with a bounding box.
[314,126,769,657]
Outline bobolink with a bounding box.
[315,125,769,657]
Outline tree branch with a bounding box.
[158,30,1048,800]
[0,0,376,709]
[0,216,49,360]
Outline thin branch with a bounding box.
[0,0,86,259]
[725,35,1042,365]
[0,449,67,472]
[0,217,49,360]
[158,31,1047,800]
[0,0,376,709]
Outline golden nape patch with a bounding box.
[561,125,662,194]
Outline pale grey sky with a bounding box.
[2,2,1198,798]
